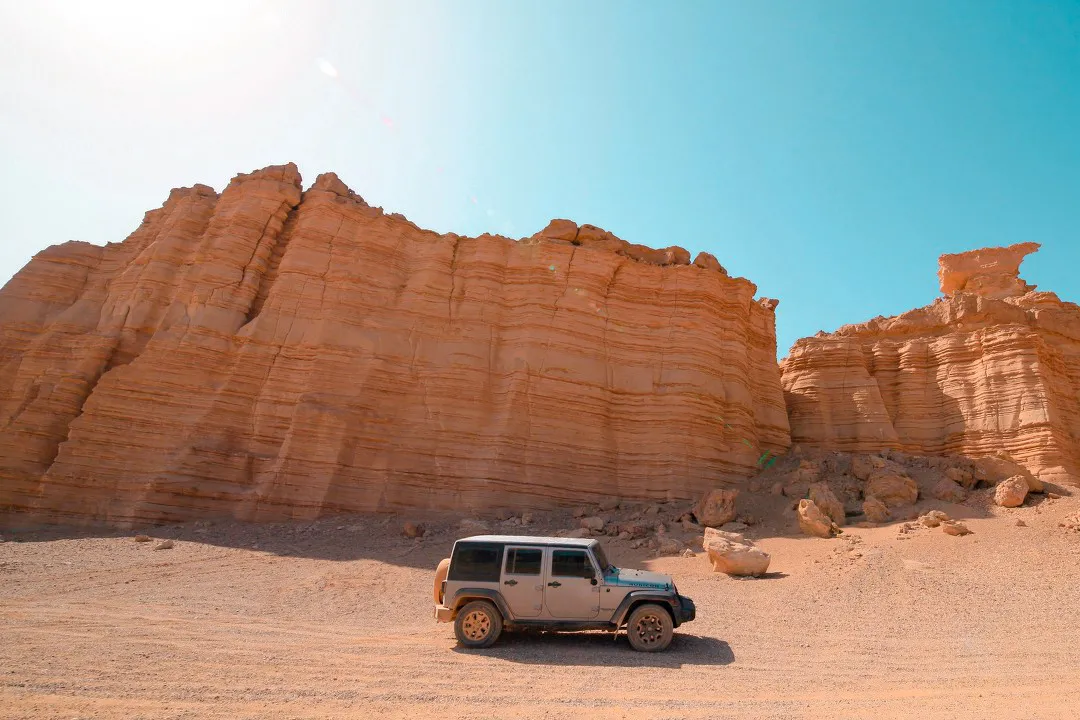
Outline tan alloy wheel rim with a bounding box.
[633,613,664,646]
[462,610,492,641]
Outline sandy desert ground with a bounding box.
[3,493,1080,720]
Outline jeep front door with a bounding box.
[544,549,600,620]
[500,546,544,618]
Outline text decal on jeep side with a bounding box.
[603,568,673,590]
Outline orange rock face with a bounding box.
[938,242,1040,299]
[0,164,789,525]
[782,243,1080,485]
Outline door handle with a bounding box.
[504,579,518,586]
[547,581,562,588]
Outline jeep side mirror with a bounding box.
[583,565,595,579]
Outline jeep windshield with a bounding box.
[592,543,615,574]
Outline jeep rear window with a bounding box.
[448,543,503,582]
[505,548,542,575]
[551,550,591,578]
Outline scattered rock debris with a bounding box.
[941,522,972,537]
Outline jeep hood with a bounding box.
[604,568,673,590]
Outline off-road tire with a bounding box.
[454,600,503,649]
[626,603,674,652]
[433,558,450,604]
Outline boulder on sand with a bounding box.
[994,476,1029,508]
[656,537,682,555]
[703,530,770,577]
[931,478,969,503]
[942,521,972,536]
[694,488,739,528]
[618,522,650,539]
[579,516,605,531]
[851,455,875,481]
[919,510,950,527]
[865,471,919,507]
[862,496,891,523]
[703,527,747,545]
[944,466,976,489]
[808,482,846,526]
[798,499,840,538]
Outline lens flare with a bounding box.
[317,59,338,78]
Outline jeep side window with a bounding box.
[448,543,503,582]
[551,550,592,578]
[505,548,542,575]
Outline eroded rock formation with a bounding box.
[0,164,789,525]
[782,242,1080,484]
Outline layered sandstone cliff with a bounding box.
[0,164,789,525]
[781,243,1080,484]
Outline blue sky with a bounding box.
[1,0,1077,356]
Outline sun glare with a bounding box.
[44,0,277,61]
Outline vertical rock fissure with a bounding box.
[1,383,40,431]
[236,213,278,290]
[600,259,626,386]
[446,235,461,322]
[248,202,302,324]
[316,219,343,312]
[42,324,128,474]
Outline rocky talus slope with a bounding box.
[0,164,789,525]
[781,243,1080,484]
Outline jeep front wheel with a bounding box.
[626,603,673,652]
[454,600,503,649]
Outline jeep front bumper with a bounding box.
[677,595,696,624]
[434,604,453,623]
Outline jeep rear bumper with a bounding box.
[434,604,453,623]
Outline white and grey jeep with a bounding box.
[432,535,696,652]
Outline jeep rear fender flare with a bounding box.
[612,591,678,628]
[449,589,514,622]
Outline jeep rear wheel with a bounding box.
[626,603,673,652]
[454,600,503,649]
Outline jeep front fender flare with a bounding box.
[612,591,680,628]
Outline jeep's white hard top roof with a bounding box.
[457,535,598,547]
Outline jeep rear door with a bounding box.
[543,548,600,620]
[500,546,544,618]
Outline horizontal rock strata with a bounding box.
[781,243,1080,484]
[0,164,789,526]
